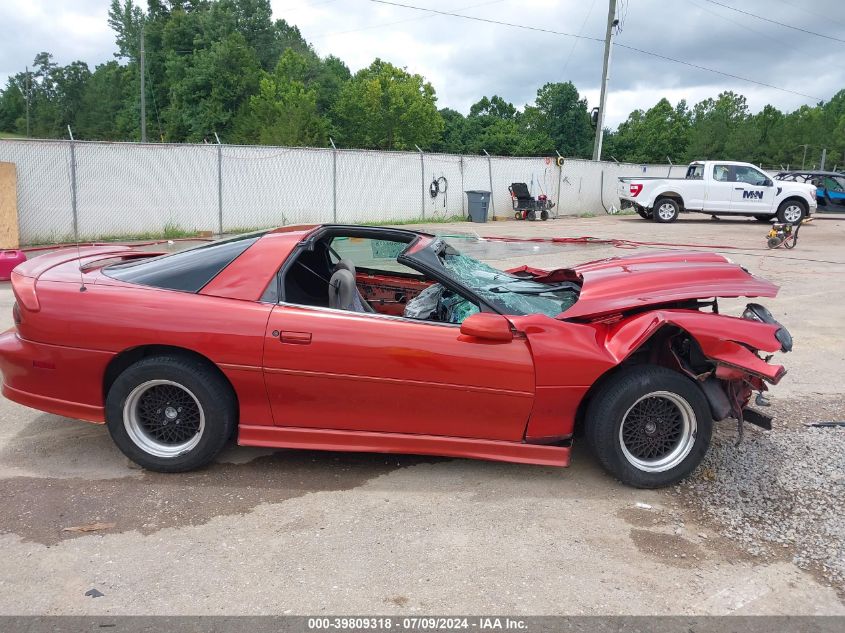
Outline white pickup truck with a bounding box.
[618,160,817,223]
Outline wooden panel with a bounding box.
[0,162,19,249]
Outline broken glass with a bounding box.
[438,246,578,318]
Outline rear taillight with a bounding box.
[630,183,643,197]
[12,302,21,325]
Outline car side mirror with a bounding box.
[460,313,513,341]
[764,179,773,187]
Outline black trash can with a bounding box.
[465,190,491,222]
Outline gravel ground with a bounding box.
[675,396,845,593]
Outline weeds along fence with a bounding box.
[0,138,672,246]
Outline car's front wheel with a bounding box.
[585,365,712,488]
[105,355,236,472]
[776,200,806,224]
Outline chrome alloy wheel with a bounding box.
[657,202,677,221]
[619,391,697,473]
[782,204,803,223]
[123,379,205,458]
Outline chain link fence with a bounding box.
[0,138,672,245]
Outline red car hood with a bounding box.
[514,251,778,320]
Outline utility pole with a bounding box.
[25,66,30,137]
[800,144,809,170]
[140,22,146,142]
[820,148,827,171]
[592,0,617,161]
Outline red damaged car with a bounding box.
[0,225,791,488]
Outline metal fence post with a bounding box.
[329,137,337,223]
[555,150,563,217]
[214,133,222,235]
[483,149,494,218]
[415,145,425,219]
[67,126,79,240]
[459,155,465,218]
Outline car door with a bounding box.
[730,165,772,214]
[261,304,535,441]
[682,164,706,210]
[705,163,734,212]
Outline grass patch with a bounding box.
[23,223,204,247]
[0,131,21,139]
[361,214,465,227]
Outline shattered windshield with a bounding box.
[424,240,579,317]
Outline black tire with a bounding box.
[105,355,237,472]
[652,198,680,223]
[776,199,806,224]
[527,209,537,221]
[585,365,712,488]
[755,215,774,222]
[540,209,549,221]
[636,207,652,220]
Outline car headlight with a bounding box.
[742,303,792,352]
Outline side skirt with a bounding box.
[238,425,571,467]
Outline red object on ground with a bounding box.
[0,225,788,472]
[0,250,26,281]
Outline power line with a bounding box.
[310,0,506,40]
[771,0,845,28]
[368,0,604,43]
[367,0,823,101]
[561,0,598,76]
[700,0,845,44]
[686,0,807,57]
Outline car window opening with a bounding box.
[280,233,581,323]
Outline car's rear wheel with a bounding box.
[105,355,236,472]
[776,200,805,224]
[585,365,712,488]
[653,198,680,223]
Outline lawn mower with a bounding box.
[509,182,554,221]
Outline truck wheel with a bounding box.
[653,198,680,223]
[585,365,712,488]
[776,200,805,224]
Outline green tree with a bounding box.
[108,0,145,60]
[460,96,524,155]
[685,91,756,161]
[604,98,690,163]
[236,49,328,145]
[75,62,136,140]
[522,82,592,157]
[432,107,466,153]
[332,59,443,150]
[0,76,26,133]
[165,32,261,141]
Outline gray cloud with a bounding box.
[1,0,842,128]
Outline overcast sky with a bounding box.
[1,0,843,127]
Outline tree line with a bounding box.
[0,0,843,170]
